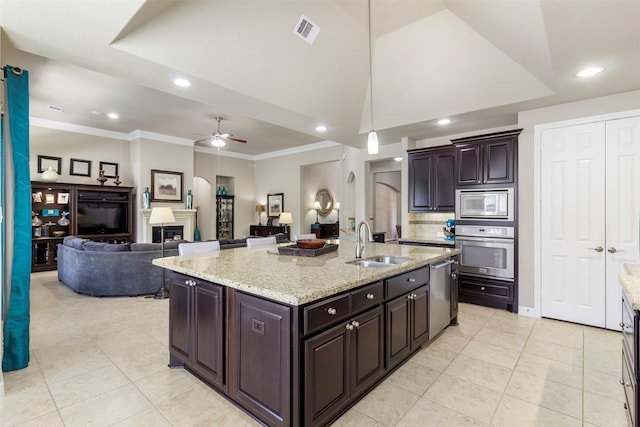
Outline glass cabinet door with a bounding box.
[216,196,234,240]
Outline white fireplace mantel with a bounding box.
[140,209,196,243]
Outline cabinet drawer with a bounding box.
[386,267,429,300]
[459,278,512,301]
[623,345,636,427]
[622,292,637,369]
[304,294,351,335]
[351,281,383,314]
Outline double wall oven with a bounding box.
[455,188,517,312]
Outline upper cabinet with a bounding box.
[408,147,455,212]
[452,129,522,187]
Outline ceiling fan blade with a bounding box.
[226,136,247,143]
[194,137,213,144]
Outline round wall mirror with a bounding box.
[315,188,334,216]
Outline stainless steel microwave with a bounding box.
[455,188,514,221]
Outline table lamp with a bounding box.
[313,201,321,224]
[149,207,175,299]
[279,212,293,239]
[255,204,265,225]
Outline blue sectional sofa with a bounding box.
[56,234,285,296]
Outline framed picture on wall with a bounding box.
[151,169,184,202]
[267,193,284,217]
[70,158,91,176]
[37,155,61,174]
[99,161,119,179]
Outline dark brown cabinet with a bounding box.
[228,290,291,427]
[312,223,340,239]
[304,306,385,427]
[250,225,288,240]
[452,129,521,187]
[408,147,455,212]
[386,284,429,369]
[31,182,72,272]
[622,288,639,426]
[169,273,224,389]
[458,274,515,313]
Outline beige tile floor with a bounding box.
[0,271,628,426]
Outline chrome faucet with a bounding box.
[355,221,373,259]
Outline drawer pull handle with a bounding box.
[327,308,337,315]
[366,293,375,300]
[481,286,486,291]
[345,323,354,331]
[351,321,360,328]
[408,278,416,283]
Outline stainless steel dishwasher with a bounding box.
[430,259,454,338]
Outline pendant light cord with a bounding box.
[368,0,374,132]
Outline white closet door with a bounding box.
[540,122,606,327]
[605,116,640,330]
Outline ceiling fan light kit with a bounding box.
[195,116,247,147]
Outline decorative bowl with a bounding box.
[52,231,66,237]
[296,239,326,249]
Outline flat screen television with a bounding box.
[77,203,128,235]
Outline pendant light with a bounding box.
[367,0,379,155]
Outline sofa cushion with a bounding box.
[82,241,131,252]
[130,243,162,252]
[63,235,89,250]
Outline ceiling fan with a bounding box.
[195,116,247,148]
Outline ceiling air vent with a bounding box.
[293,15,320,45]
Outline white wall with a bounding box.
[302,161,341,233]
[194,150,256,239]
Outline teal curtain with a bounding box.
[2,65,31,372]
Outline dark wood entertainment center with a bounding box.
[30,181,133,272]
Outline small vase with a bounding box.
[143,187,151,209]
[41,166,59,183]
[32,214,43,227]
[57,211,70,226]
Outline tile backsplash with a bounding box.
[406,212,454,240]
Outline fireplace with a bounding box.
[152,225,184,243]
[140,209,196,243]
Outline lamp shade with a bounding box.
[313,201,322,210]
[279,212,293,225]
[255,204,265,212]
[367,131,379,154]
[334,202,340,210]
[148,207,175,225]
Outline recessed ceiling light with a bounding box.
[173,78,191,87]
[315,125,327,132]
[437,118,451,125]
[575,66,605,78]
[108,112,119,119]
[394,157,402,162]
[91,110,104,116]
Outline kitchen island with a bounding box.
[153,241,460,427]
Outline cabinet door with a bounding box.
[385,295,411,369]
[304,322,350,427]
[455,144,482,185]
[229,291,291,427]
[410,285,430,349]
[433,150,455,210]
[484,139,514,184]
[169,277,192,365]
[408,152,434,211]
[192,281,224,388]
[351,306,385,398]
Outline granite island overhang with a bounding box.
[152,240,461,306]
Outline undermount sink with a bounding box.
[346,255,411,268]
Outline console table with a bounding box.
[249,225,289,240]
[311,223,339,239]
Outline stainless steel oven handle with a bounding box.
[455,236,514,244]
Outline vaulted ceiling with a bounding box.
[1,0,639,156]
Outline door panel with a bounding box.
[605,116,640,329]
[541,122,606,327]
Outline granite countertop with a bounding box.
[153,240,460,306]
[399,238,456,246]
[620,263,640,310]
